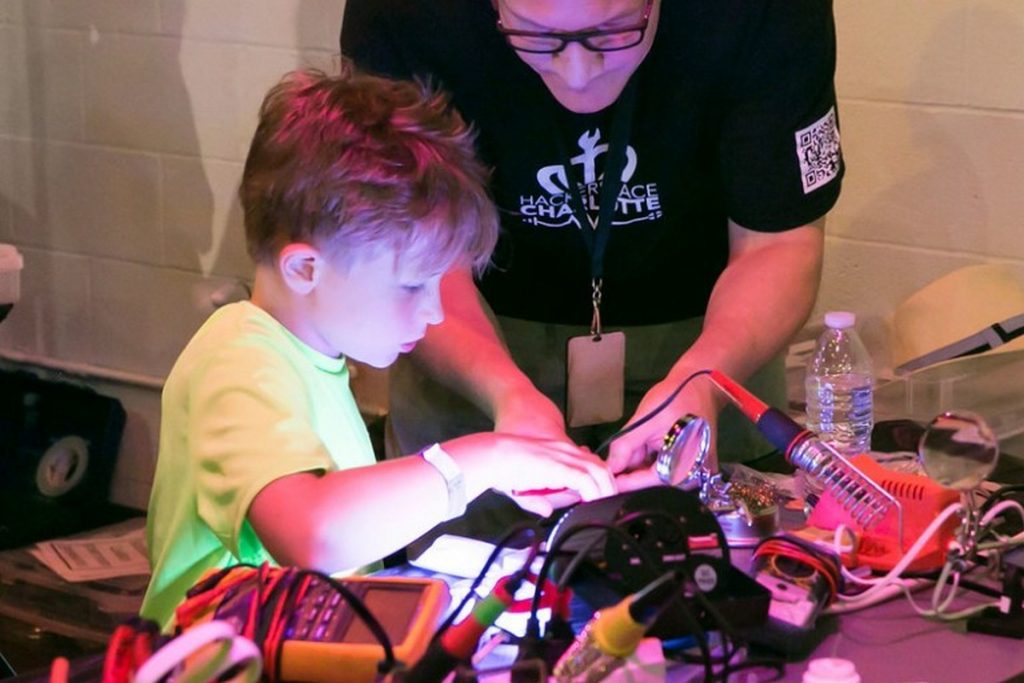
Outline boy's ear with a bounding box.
[278,243,324,295]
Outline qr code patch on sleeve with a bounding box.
[795,106,841,194]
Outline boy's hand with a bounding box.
[448,433,616,517]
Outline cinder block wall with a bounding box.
[1,0,1022,509]
[0,0,342,508]
[819,0,1024,362]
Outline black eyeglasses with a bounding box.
[495,0,654,54]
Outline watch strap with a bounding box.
[420,443,467,519]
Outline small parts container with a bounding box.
[0,243,23,305]
[875,350,1024,441]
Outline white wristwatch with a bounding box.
[420,443,467,519]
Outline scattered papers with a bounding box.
[29,524,149,582]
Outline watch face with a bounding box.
[655,414,711,487]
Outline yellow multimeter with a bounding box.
[177,567,450,683]
[280,576,449,683]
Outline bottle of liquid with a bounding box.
[805,312,874,458]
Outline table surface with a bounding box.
[3,452,1023,683]
[778,595,1024,682]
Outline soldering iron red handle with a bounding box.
[707,369,812,460]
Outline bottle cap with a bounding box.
[802,657,861,683]
[824,311,855,330]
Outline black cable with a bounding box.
[316,571,397,670]
[434,521,542,637]
[181,563,398,678]
[594,369,712,455]
[675,650,785,683]
[610,508,732,681]
[902,569,1003,599]
[535,516,716,682]
[675,560,791,683]
[528,520,663,628]
[978,484,1024,517]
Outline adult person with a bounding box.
[340,0,843,500]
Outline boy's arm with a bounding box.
[409,268,569,441]
[248,432,614,572]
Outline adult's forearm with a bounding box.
[670,220,824,384]
[410,269,538,419]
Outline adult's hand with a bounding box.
[413,269,573,445]
[609,370,720,492]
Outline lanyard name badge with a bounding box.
[564,78,638,428]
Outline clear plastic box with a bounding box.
[875,350,1024,441]
[0,243,23,305]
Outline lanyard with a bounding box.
[559,77,639,336]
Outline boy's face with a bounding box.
[309,247,444,368]
[497,0,659,113]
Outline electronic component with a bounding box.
[546,487,771,641]
[553,572,677,683]
[404,573,521,683]
[967,546,1024,639]
[175,566,449,683]
[751,537,839,630]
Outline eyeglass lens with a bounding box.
[507,29,645,53]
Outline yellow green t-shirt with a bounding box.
[140,301,376,630]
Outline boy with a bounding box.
[141,67,615,630]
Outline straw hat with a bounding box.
[889,264,1024,377]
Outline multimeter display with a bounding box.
[338,585,427,644]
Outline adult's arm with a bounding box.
[409,268,569,440]
[341,2,569,441]
[611,218,823,489]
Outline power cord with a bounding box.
[830,497,1024,621]
[594,370,712,455]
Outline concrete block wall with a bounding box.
[0,0,1022,509]
[821,0,1024,367]
[0,0,342,508]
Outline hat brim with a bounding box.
[896,336,1024,382]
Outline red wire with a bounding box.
[754,540,840,601]
[101,624,135,683]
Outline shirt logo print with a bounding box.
[518,129,663,229]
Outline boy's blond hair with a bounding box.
[240,65,498,274]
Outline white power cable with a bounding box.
[834,501,964,600]
[830,494,1024,619]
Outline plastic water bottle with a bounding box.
[804,311,874,458]
[800,312,874,505]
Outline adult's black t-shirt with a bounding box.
[341,0,844,326]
